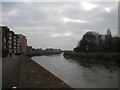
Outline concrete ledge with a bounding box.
[19,55,74,89]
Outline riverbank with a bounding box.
[19,55,74,89]
[2,55,20,88]
[64,52,120,67]
[2,55,74,89]
[64,52,120,59]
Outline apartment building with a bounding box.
[18,34,27,53]
[2,26,27,54]
[8,31,14,53]
[2,26,8,50]
[12,34,20,54]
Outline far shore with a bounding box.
[64,52,120,59]
[64,52,120,68]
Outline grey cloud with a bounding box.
[2,2,118,50]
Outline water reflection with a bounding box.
[32,54,118,88]
[64,55,119,73]
[44,54,62,57]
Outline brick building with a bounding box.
[2,26,27,54]
[12,34,20,54]
[18,34,27,53]
[2,26,8,50]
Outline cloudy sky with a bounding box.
[2,2,118,50]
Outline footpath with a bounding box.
[3,55,74,89]
[2,55,20,88]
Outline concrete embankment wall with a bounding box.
[19,55,74,89]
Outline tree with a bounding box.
[103,29,113,52]
[112,36,120,52]
[96,34,104,52]
[74,28,120,53]
[107,28,112,37]
[75,31,99,52]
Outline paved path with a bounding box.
[2,55,74,89]
[19,55,73,89]
[2,55,20,88]
[0,57,2,89]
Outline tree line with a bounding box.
[74,29,120,52]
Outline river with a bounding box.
[31,54,118,88]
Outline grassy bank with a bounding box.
[64,52,120,60]
[64,52,120,68]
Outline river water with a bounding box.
[32,54,118,88]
